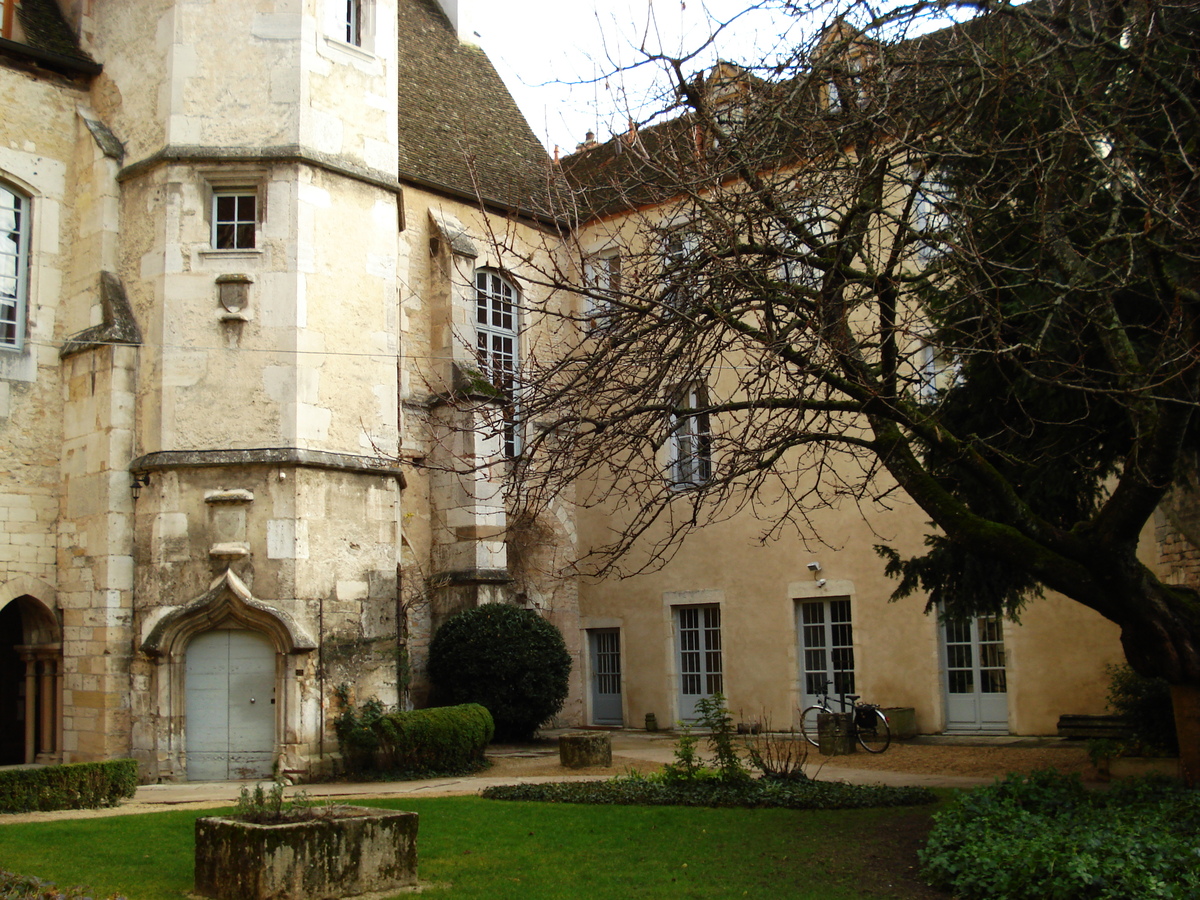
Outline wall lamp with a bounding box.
[131,472,151,500]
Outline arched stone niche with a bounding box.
[0,578,62,764]
[139,569,316,782]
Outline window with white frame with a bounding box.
[475,268,520,457]
[778,206,834,291]
[912,173,952,261]
[670,382,712,488]
[343,0,362,45]
[661,228,699,314]
[584,249,620,328]
[798,598,855,706]
[211,190,257,250]
[914,338,961,401]
[0,184,30,350]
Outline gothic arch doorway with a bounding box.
[185,628,276,781]
[140,569,315,781]
[0,592,62,765]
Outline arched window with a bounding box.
[0,183,30,350]
[474,269,519,457]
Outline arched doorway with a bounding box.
[0,593,62,764]
[185,628,276,781]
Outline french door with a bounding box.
[942,615,1009,732]
[676,605,722,721]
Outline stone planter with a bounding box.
[559,731,612,768]
[194,806,418,900]
[882,707,917,740]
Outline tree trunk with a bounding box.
[1171,683,1200,788]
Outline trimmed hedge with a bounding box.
[0,870,126,899]
[335,698,494,776]
[482,777,936,810]
[428,604,571,741]
[0,760,138,814]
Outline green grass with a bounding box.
[0,797,947,899]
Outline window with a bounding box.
[670,382,712,487]
[912,174,952,261]
[660,229,698,315]
[584,249,620,328]
[475,268,519,457]
[799,598,854,705]
[676,605,722,719]
[211,191,257,250]
[914,339,961,401]
[778,206,834,291]
[0,184,29,350]
[343,0,362,45]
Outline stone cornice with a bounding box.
[130,447,405,488]
[118,145,404,196]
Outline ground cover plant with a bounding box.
[921,770,1200,899]
[486,693,932,810]
[0,870,125,900]
[0,797,951,899]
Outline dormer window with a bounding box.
[1,0,24,42]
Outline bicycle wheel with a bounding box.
[856,708,892,753]
[799,705,831,747]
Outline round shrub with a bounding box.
[428,603,571,741]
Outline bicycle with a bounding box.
[799,680,892,753]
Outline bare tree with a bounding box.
[483,0,1200,780]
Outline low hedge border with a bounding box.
[0,870,126,900]
[482,777,936,810]
[0,759,138,814]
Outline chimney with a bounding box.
[434,0,475,42]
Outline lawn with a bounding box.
[0,796,951,899]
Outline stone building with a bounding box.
[0,0,1151,783]
[0,0,574,781]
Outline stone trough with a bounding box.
[194,806,418,900]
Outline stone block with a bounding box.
[194,807,418,900]
[817,712,855,756]
[559,732,612,768]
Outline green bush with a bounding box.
[334,692,494,777]
[482,776,935,810]
[0,870,126,900]
[1106,663,1179,755]
[427,604,571,741]
[0,759,138,814]
[921,770,1200,899]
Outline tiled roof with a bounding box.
[396,0,553,220]
[2,0,97,73]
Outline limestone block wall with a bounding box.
[393,190,583,711]
[128,461,402,779]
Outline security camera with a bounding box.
[806,562,822,572]
[816,578,827,588]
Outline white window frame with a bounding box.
[912,173,952,261]
[584,249,620,329]
[0,183,30,351]
[474,268,520,457]
[211,190,258,251]
[661,228,699,315]
[778,205,834,291]
[344,0,362,45]
[669,382,712,488]
[798,598,855,708]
